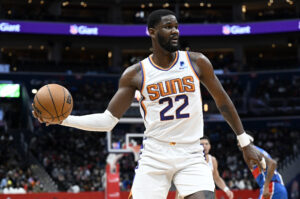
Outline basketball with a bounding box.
[33,84,73,123]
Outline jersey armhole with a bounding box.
[186,51,200,81]
[139,61,145,92]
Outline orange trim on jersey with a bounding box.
[149,51,178,71]
[139,61,147,118]
[140,92,147,118]
[140,61,146,93]
[185,51,200,81]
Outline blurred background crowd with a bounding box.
[0,0,300,198]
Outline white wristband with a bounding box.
[237,132,251,148]
[223,186,229,192]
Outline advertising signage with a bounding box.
[0,19,299,37]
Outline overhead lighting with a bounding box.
[204,104,208,112]
[259,53,263,58]
[184,3,190,8]
[272,43,276,48]
[62,1,69,7]
[28,45,32,49]
[141,4,145,9]
[207,3,212,8]
[81,1,87,7]
[28,0,32,4]
[7,10,12,15]
[81,46,86,51]
[0,48,4,52]
[242,5,246,13]
[288,42,292,47]
[108,51,112,58]
[65,46,70,51]
[148,3,153,7]
[32,89,38,94]
[267,0,273,6]
[163,3,169,8]
[8,52,12,57]
[200,2,205,7]
[40,0,44,5]
[40,45,44,50]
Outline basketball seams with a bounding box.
[35,84,73,122]
[35,95,55,121]
[41,107,73,119]
[47,85,60,121]
[60,87,66,115]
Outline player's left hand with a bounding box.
[225,190,234,199]
[241,144,263,171]
[262,185,271,198]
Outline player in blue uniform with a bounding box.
[240,135,288,199]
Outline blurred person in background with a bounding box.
[200,136,234,199]
[239,134,288,199]
[175,136,234,199]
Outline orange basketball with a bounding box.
[33,84,73,123]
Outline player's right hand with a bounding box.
[225,190,234,199]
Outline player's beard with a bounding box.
[157,33,179,53]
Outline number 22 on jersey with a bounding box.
[159,94,189,121]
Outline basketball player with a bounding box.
[32,9,263,199]
[239,135,288,199]
[200,136,234,199]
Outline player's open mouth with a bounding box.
[171,38,178,43]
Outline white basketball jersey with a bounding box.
[139,51,204,143]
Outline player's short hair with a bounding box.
[147,9,176,29]
[200,136,210,143]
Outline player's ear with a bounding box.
[148,28,156,39]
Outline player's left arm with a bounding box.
[212,157,234,199]
[189,52,243,135]
[188,51,263,169]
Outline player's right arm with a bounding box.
[32,63,141,132]
[106,63,141,119]
[261,152,277,199]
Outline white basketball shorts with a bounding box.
[131,138,215,199]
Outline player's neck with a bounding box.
[151,50,177,69]
[205,153,209,162]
